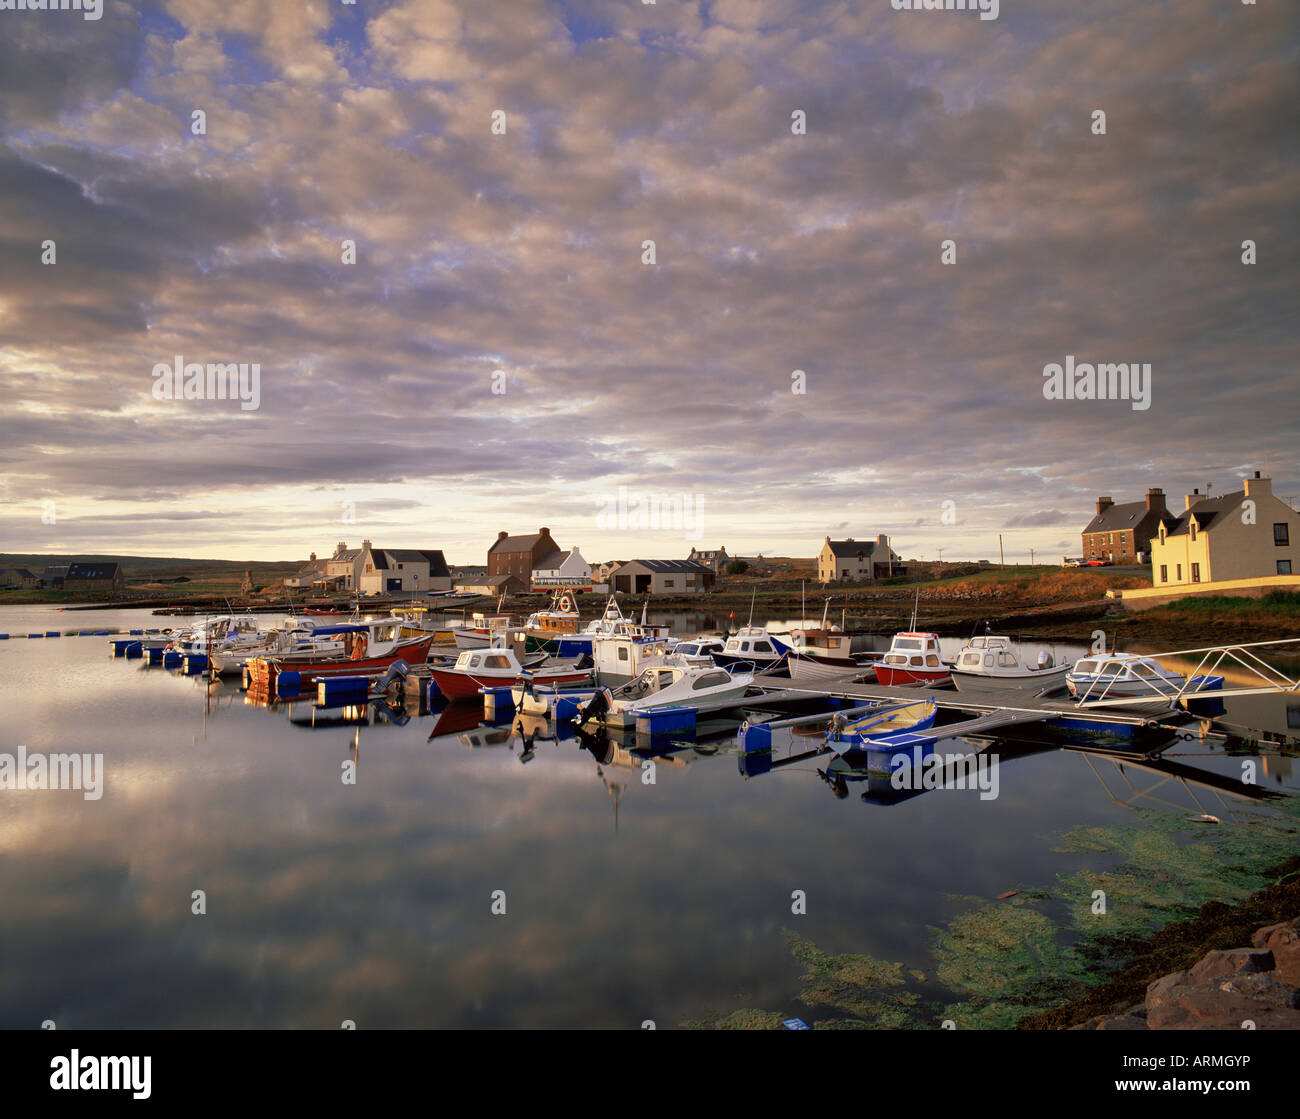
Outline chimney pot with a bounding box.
[1097,496,1114,515]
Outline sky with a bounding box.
[0,0,1296,566]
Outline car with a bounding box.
[1086,558,1112,567]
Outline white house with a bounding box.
[532,546,592,589]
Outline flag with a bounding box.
[729,611,734,619]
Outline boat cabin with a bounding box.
[881,632,944,670]
[955,635,1053,672]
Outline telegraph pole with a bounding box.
[998,534,1005,568]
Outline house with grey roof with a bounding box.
[1081,489,1178,564]
[610,559,714,594]
[488,528,560,583]
[1149,473,1299,588]
[358,544,452,595]
[817,536,904,582]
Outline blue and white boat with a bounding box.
[824,699,938,755]
[1066,653,1224,710]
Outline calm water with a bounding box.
[1,605,1296,1028]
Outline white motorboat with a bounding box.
[712,626,786,673]
[578,660,757,728]
[209,618,349,675]
[787,649,883,682]
[951,636,1071,695]
[1066,653,1225,709]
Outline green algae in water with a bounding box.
[683,798,1300,1030]
[931,897,1093,1030]
[1055,802,1300,947]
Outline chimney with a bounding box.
[1096,496,1113,515]
[1244,472,1272,499]
[309,552,316,561]
[498,531,509,541]
[877,534,889,551]
[336,542,347,556]
[1145,488,1166,514]
[1184,488,1200,511]
[540,527,550,537]
[362,539,372,551]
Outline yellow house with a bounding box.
[1149,473,1299,588]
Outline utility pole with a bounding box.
[1030,547,1035,566]
[998,534,1005,568]
[937,547,943,575]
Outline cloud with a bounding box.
[0,0,1294,561]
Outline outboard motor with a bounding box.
[376,659,410,691]
[577,686,614,725]
[1038,651,1053,669]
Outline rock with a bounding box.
[1219,973,1300,1011]
[1258,921,1300,988]
[1250,917,1300,949]
[1187,947,1273,985]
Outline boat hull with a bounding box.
[874,665,951,687]
[431,666,591,701]
[248,635,435,688]
[952,664,1071,694]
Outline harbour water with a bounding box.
[1,605,1296,1028]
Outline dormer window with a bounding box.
[1190,522,1197,542]
[1159,526,1166,544]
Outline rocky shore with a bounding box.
[1021,857,1300,1030]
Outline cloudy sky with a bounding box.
[1,0,1295,565]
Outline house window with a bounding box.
[1191,563,1200,583]
[665,579,674,588]
[1275,524,1290,546]
[1160,565,1167,583]
[1280,560,1293,575]
[1176,564,1182,581]
[1190,523,1196,542]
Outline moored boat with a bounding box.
[712,626,787,673]
[578,661,757,727]
[951,635,1071,695]
[873,632,953,687]
[428,644,592,701]
[246,619,436,689]
[824,699,939,755]
[1065,653,1225,709]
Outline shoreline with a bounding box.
[1017,855,1300,1029]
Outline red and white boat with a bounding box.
[873,632,953,687]
[246,618,436,688]
[429,644,592,701]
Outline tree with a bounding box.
[725,559,750,575]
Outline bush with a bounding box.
[726,560,750,575]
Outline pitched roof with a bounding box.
[827,539,877,558]
[489,531,551,554]
[1165,492,1244,537]
[65,562,119,580]
[533,550,571,570]
[1082,499,1177,535]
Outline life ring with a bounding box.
[559,593,574,613]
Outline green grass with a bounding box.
[1154,590,1300,615]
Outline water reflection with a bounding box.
[0,603,1296,1028]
